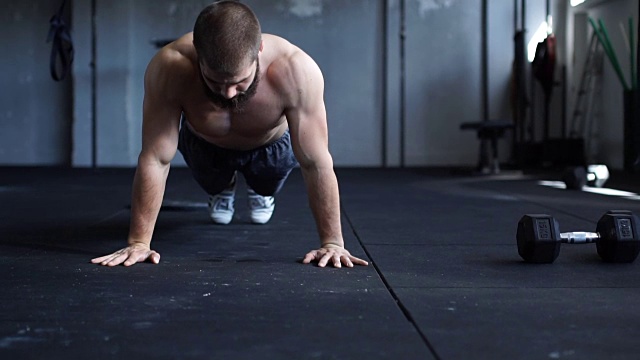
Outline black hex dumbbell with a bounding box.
[562,164,610,190]
[516,211,640,263]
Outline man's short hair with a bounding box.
[193,1,262,75]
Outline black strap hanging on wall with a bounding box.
[47,0,74,81]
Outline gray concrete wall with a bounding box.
[0,1,72,165]
[488,0,516,122]
[403,0,482,166]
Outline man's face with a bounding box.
[199,59,260,111]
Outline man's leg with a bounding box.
[178,120,238,224]
[242,130,298,224]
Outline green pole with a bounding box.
[597,18,631,90]
[588,18,617,78]
[588,18,611,58]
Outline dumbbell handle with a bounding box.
[560,232,600,243]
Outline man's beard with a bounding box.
[200,61,260,111]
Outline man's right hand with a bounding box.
[91,243,160,267]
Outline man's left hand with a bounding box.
[303,245,369,268]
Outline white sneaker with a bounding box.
[247,188,275,224]
[208,180,236,225]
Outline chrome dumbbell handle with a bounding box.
[560,232,600,244]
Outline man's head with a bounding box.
[193,1,262,110]
[193,1,262,76]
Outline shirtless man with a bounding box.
[91,1,368,269]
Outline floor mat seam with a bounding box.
[342,202,443,360]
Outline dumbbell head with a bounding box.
[562,167,587,190]
[596,212,640,263]
[517,214,562,263]
[586,164,609,188]
[562,165,610,189]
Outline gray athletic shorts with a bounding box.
[178,119,298,196]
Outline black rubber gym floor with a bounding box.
[1,167,639,359]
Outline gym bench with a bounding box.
[460,120,513,174]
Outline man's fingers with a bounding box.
[97,249,126,266]
[106,253,129,267]
[303,249,368,268]
[92,246,158,267]
[318,253,332,267]
[91,254,112,264]
[98,254,119,266]
[333,255,342,268]
[123,253,141,266]
[302,251,317,264]
[123,251,161,266]
[350,256,369,266]
[342,255,354,268]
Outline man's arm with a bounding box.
[91,49,183,266]
[280,51,368,268]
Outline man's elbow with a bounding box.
[137,150,173,170]
[297,155,334,173]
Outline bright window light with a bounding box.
[527,21,551,62]
[571,0,585,6]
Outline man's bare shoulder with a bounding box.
[145,34,196,97]
[263,35,323,104]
